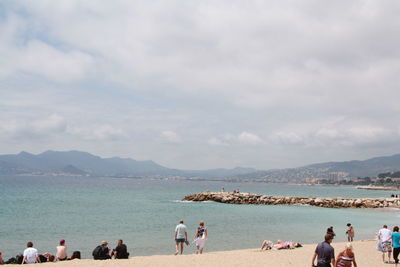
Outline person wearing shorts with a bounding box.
[174,220,188,255]
[378,225,392,263]
[194,221,208,254]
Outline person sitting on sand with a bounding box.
[174,220,188,255]
[346,224,354,242]
[312,234,335,267]
[93,241,111,260]
[378,225,392,263]
[336,243,357,267]
[112,239,129,259]
[22,241,41,264]
[194,221,208,254]
[42,252,56,262]
[56,239,67,261]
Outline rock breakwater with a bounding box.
[182,192,400,209]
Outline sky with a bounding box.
[1,0,400,170]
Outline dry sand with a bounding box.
[41,240,382,267]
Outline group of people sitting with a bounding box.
[0,240,80,264]
[0,239,129,264]
[92,240,129,260]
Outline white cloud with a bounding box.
[270,132,304,145]
[0,14,94,83]
[68,125,127,141]
[207,137,228,146]
[19,40,94,82]
[0,113,67,138]
[160,130,181,143]
[269,118,395,147]
[237,132,264,145]
[208,132,263,146]
[33,114,67,133]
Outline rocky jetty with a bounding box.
[182,192,400,209]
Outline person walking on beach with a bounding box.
[194,221,208,254]
[388,226,400,266]
[336,243,357,267]
[56,239,67,261]
[346,223,354,242]
[112,239,129,259]
[174,220,188,255]
[378,225,392,263]
[22,241,41,264]
[311,234,335,267]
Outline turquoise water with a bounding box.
[0,175,399,259]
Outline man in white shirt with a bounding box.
[378,225,392,263]
[174,220,188,255]
[22,241,41,264]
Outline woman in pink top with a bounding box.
[56,239,68,261]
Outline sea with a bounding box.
[0,175,399,259]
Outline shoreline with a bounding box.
[33,240,379,267]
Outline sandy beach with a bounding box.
[36,240,382,267]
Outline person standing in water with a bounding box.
[346,223,354,242]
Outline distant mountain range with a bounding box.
[236,154,400,181]
[0,150,256,178]
[1,150,400,180]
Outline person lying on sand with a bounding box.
[260,240,302,250]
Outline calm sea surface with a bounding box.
[0,175,399,259]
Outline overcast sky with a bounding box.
[1,1,400,170]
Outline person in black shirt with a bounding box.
[93,241,111,260]
[311,234,335,267]
[112,240,129,259]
